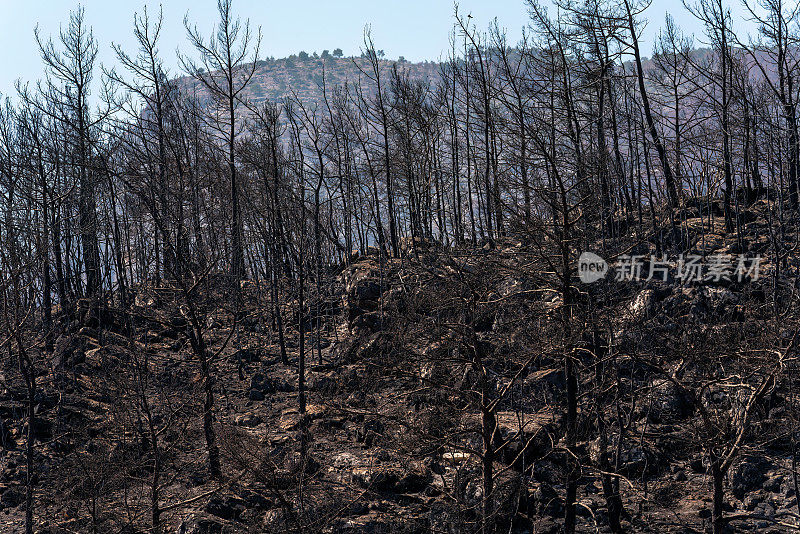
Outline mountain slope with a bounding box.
[177,54,443,111]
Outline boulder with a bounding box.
[350,311,381,334]
[619,445,660,477]
[52,334,88,369]
[649,378,694,420]
[249,373,293,396]
[731,457,772,499]
[342,260,387,329]
[278,409,302,432]
[205,495,247,521]
[352,463,431,494]
[234,413,262,427]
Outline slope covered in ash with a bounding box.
[0,199,798,534]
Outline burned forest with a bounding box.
[2,0,800,532]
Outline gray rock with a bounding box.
[731,457,772,499]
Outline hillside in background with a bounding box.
[173,47,751,123]
[178,54,444,111]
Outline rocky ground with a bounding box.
[0,200,799,533]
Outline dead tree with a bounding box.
[182,0,261,283]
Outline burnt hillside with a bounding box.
[0,198,798,533]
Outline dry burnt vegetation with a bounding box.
[4,207,799,534]
[5,0,800,533]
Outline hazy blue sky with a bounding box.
[0,0,757,98]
